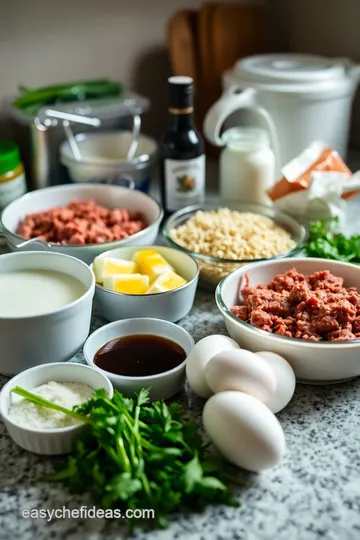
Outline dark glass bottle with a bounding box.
[159,76,205,215]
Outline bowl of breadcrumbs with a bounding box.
[163,202,306,291]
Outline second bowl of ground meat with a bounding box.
[216,258,360,383]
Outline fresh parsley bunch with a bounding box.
[305,217,360,263]
[13,386,242,529]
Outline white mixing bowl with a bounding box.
[216,257,360,383]
[60,130,158,193]
[0,183,163,264]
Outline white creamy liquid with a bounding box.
[0,270,86,317]
[219,128,275,205]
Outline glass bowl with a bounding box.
[162,201,307,291]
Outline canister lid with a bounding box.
[0,141,21,175]
[233,54,347,85]
[11,92,151,126]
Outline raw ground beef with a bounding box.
[231,268,360,342]
[16,200,146,245]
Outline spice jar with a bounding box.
[219,127,275,205]
[0,141,26,210]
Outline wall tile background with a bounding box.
[1,0,360,144]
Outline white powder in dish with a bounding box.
[8,381,94,429]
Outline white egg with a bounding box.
[203,391,286,472]
[256,351,296,413]
[186,335,240,398]
[205,349,276,404]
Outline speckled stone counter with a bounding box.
[2,200,360,540]
[2,293,360,540]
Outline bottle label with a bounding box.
[0,173,26,210]
[165,155,205,211]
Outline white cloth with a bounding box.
[273,171,360,225]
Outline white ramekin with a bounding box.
[83,318,195,400]
[91,245,199,322]
[0,251,95,376]
[0,362,113,455]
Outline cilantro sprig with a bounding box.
[305,216,360,263]
[12,386,243,529]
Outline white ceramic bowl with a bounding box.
[0,362,113,455]
[216,257,360,383]
[0,251,95,375]
[83,318,195,400]
[1,184,163,264]
[92,245,199,322]
[60,130,158,193]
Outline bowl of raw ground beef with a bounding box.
[0,184,163,264]
[216,258,360,383]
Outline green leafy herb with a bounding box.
[305,216,360,263]
[13,79,123,116]
[11,386,243,530]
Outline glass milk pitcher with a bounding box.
[219,127,276,205]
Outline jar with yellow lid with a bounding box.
[0,140,26,210]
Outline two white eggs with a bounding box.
[186,335,296,472]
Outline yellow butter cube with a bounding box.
[93,256,137,283]
[103,274,149,295]
[146,270,187,294]
[133,249,173,283]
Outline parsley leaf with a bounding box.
[105,473,142,500]
[305,217,360,263]
[182,453,203,493]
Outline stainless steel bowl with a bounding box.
[162,201,307,291]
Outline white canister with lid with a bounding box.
[204,54,360,175]
[220,127,275,205]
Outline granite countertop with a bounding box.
[1,199,360,540]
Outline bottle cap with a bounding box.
[0,140,21,175]
[168,76,194,111]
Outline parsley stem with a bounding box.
[139,437,168,453]
[122,413,138,469]
[121,415,141,468]
[96,395,120,414]
[140,472,152,500]
[116,436,132,473]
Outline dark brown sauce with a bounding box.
[94,334,186,377]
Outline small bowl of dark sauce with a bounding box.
[83,318,194,400]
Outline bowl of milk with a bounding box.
[0,251,95,375]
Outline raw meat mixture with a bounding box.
[231,268,360,342]
[16,200,146,245]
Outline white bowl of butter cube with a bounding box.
[91,245,199,322]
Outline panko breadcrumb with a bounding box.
[169,208,296,260]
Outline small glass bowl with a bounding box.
[162,201,307,291]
